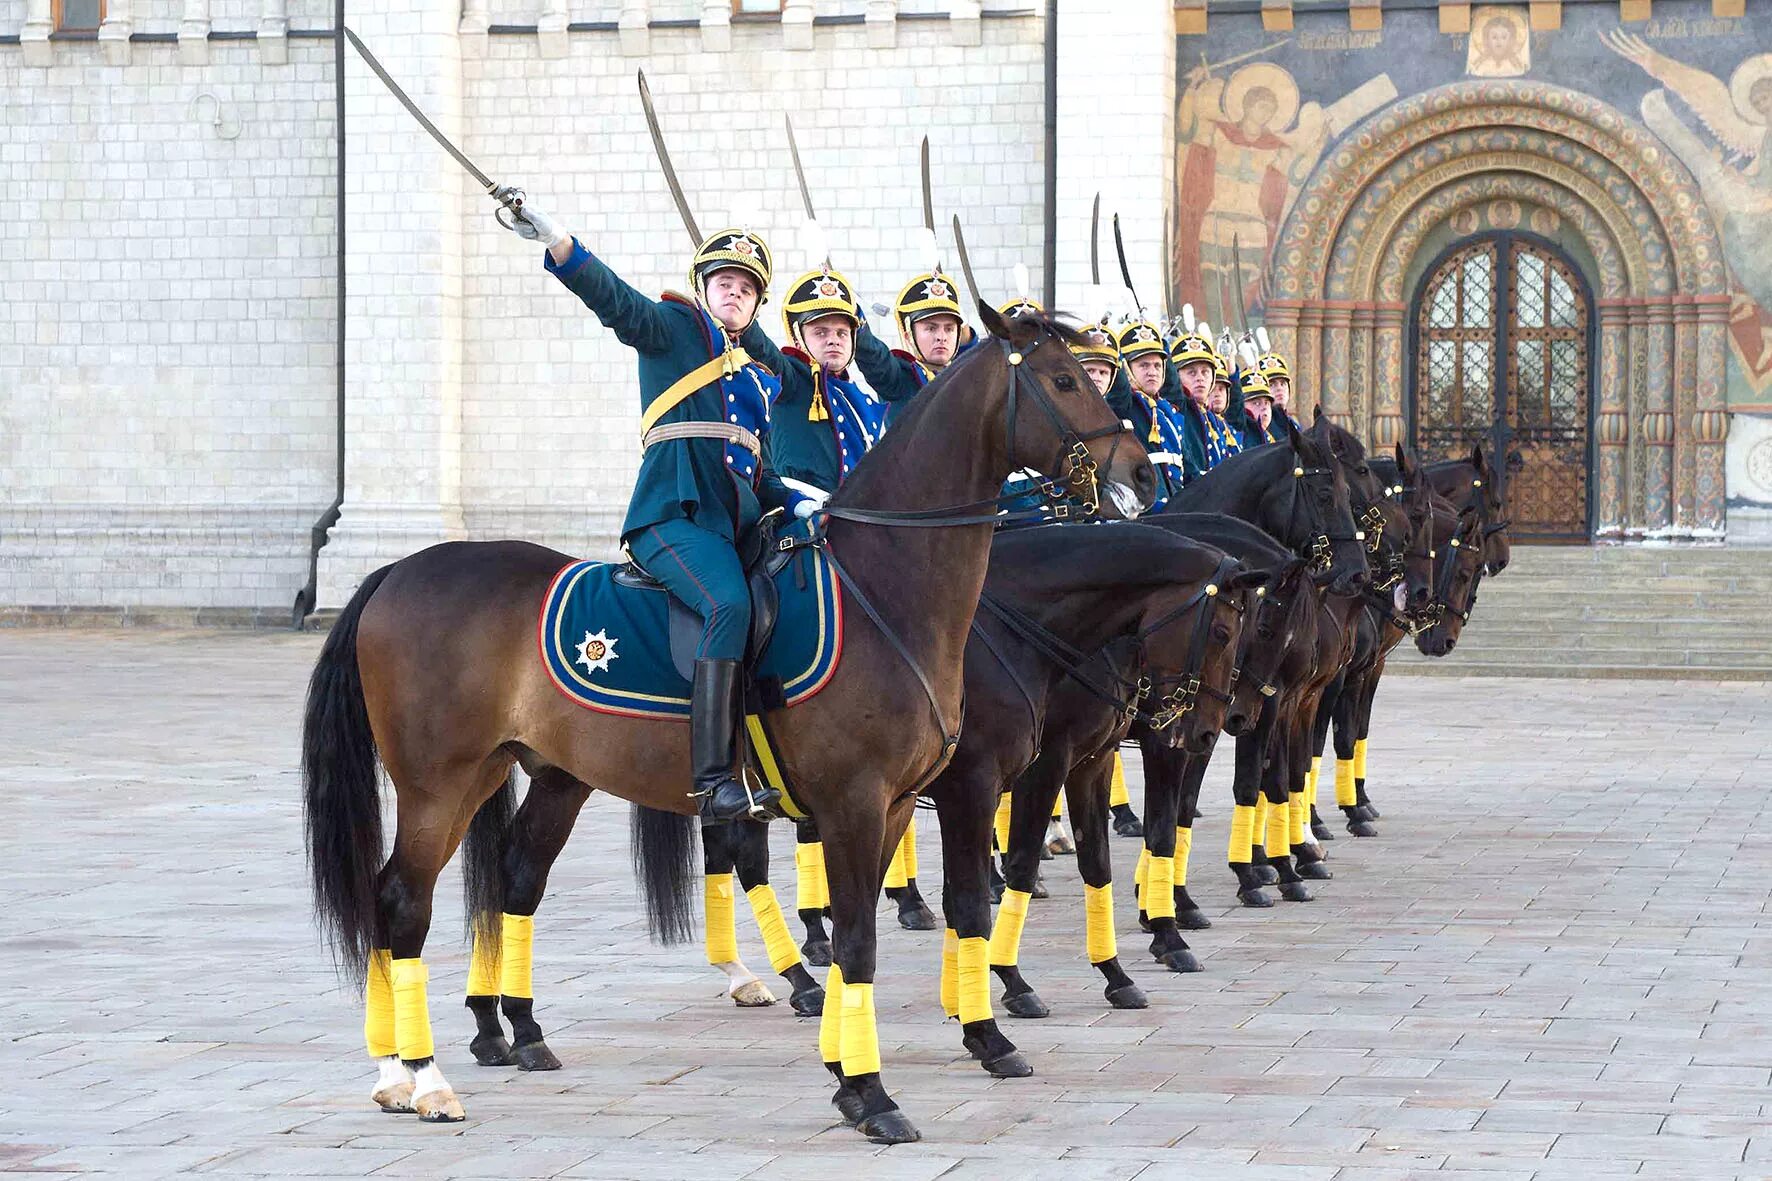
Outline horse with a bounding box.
[952,525,1269,1029]
[299,304,1155,1142]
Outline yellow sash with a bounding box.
[637,347,752,439]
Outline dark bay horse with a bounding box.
[300,306,1154,1141]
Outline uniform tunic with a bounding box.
[741,326,888,499]
[545,241,791,660]
[852,319,970,429]
[1107,370,1190,511]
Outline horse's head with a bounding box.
[1469,442,1514,575]
[1416,505,1485,657]
[1131,553,1262,754]
[1280,416,1368,596]
[978,302,1156,520]
[1316,413,1413,608]
[1222,556,1309,737]
[1395,444,1437,612]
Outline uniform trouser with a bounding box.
[628,519,752,662]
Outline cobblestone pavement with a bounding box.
[3,630,1771,1179]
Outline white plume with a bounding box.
[1197,320,1212,341]
[1182,303,1195,332]
[1255,325,1272,352]
[1239,340,1260,368]
[918,226,941,273]
[1013,262,1030,301]
[800,218,830,270]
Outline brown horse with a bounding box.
[300,306,1154,1142]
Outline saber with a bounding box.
[637,69,701,245]
[1231,233,1252,335]
[1161,214,1176,323]
[784,114,832,270]
[1113,213,1145,319]
[952,215,985,318]
[1089,193,1100,288]
[344,27,522,220]
[920,137,936,236]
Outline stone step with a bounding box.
[1394,643,1772,669]
[1460,614,1771,635]
[1386,658,1772,682]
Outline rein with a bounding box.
[1285,461,1360,577]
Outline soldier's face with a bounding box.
[801,315,854,374]
[1247,397,1273,429]
[1081,360,1115,395]
[1267,376,1290,407]
[1178,360,1214,404]
[1208,382,1228,414]
[705,269,761,331]
[1130,355,1166,396]
[912,315,960,365]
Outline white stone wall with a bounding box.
[0,38,339,611]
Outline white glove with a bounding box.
[493,184,569,249]
[793,498,821,520]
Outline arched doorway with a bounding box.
[1408,232,1595,541]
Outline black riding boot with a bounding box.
[691,659,778,824]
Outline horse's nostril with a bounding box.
[1133,465,1155,494]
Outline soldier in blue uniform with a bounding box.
[853,270,968,426]
[1070,318,1120,399]
[497,193,788,824]
[1167,325,1237,477]
[1107,320,1190,511]
[1228,364,1280,449]
[1204,346,1246,463]
[1255,347,1297,436]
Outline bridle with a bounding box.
[1421,511,1484,628]
[977,554,1243,732]
[1285,459,1362,578]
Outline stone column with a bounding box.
[1370,303,1406,450]
[1692,294,1731,535]
[460,0,489,53]
[1296,303,1325,422]
[1625,300,1650,534]
[1642,298,1677,532]
[21,0,51,66]
[100,0,134,65]
[179,0,211,66]
[1265,300,1301,397]
[538,0,568,58]
[1671,295,1701,531]
[256,0,287,65]
[619,0,649,56]
[318,0,469,607]
[949,0,982,47]
[1319,303,1353,427]
[1594,301,1630,537]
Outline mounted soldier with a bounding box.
[1254,333,1297,435]
[1230,364,1280,449]
[497,196,789,825]
[854,269,971,427]
[1108,319,1190,511]
[1167,322,1238,478]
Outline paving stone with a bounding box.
[2,632,1769,1177]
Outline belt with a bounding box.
[1147,451,1184,467]
[641,421,761,457]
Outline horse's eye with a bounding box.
[1055,373,1077,392]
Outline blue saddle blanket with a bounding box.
[538,533,844,721]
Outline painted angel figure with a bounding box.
[1173,59,1329,321]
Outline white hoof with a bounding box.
[412,1061,466,1123]
[729,978,777,1007]
[370,1056,415,1114]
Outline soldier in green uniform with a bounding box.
[853,270,969,426]
[496,189,789,824]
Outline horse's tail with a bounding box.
[301,562,396,984]
[630,805,697,945]
[461,768,518,951]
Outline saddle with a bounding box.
[612,510,796,694]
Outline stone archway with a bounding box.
[1266,81,1731,538]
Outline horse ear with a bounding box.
[1284,413,1304,453]
[1469,441,1485,470]
[1394,442,1413,478]
[1313,404,1325,425]
[1506,449,1524,474]
[1227,568,1274,593]
[977,299,1011,342]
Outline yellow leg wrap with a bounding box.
[988,888,1032,968]
[1134,846,1150,906]
[994,793,1012,852]
[839,982,881,1076]
[1050,792,1065,821]
[1305,764,1318,810]
[390,957,435,1062]
[883,827,910,890]
[1289,793,1307,847]
[746,885,800,975]
[1310,756,1323,804]
[364,949,396,1059]
[1109,752,1130,809]
[819,963,844,1064]
[499,913,534,999]
[704,873,739,965]
[1229,803,1256,863]
[957,936,991,1024]
[1335,758,1357,806]
[1354,738,1368,782]
[940,929,959,1018]
[1084,883,1116,964]
[1145,855,1176,919]
[465,932,499,999]
[902,816,919,880]
[1174,826,1193,887]
[1266,797,1290,855]
[794,841,829,912]
[1252,795,1268,849]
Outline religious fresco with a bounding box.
[1173,1,1772,412]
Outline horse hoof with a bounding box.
[415,1088,467,1123]
[832,1089,866,1127]
[1312,822,1335,842]
[1238,888,1273,908]
[857,1109,921,1144]
[730,979,777,1007]
[372,1082,415,1114]
[789,986,825,1017]
[1361,804,1382,819]
[1161,949,1202,974]
[801,939,833,967]
[983,1050,1034,1078]
[1113,816,1145,838]
[513,1041,562,1072]
[1046,833,1076,856]
[989,882,1005,905]
[1252,864,1278,886]
[1279,881,1314,902]
[469,1034,514,1068]
[897,904,940,932]
[1039,842,1053,861]
[1176,908,1212,930]
[1296,861,1332,881]
[1031,876,1049,901]
[1106,982,1149,1009]
[1004,991,1050,1019]
[1347,820,1379,838]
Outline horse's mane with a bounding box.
[988,521,1223,599]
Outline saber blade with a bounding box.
[1089,193,1101,288]
[1231,233,1251,334]
[785,115,818,223]
[344,27,494,192]
[920,137,936,235]
[1113,213,1144,318]
[952,215,985,319]
[637,69,701,245]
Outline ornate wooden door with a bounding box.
[1410,234,1593,540]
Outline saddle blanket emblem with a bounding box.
[537,542,844,721]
